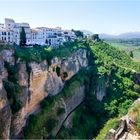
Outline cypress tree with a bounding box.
[20,27,26,46]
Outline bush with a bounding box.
[96,118,119,140]
[3,80,22,114]
[11,100,22,114]
[57,107,65,115]
[4,61,18,83]
[45,118,57,132]
[63,72,68,79]
[134,84,140,93]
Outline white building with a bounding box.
[0,18,76,46]
[0,28,13,44]
[13,22,32,45]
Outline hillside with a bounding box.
[99,32,140,39]
[0,40,140,139]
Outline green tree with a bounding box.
[129,50,134,58]
[45,39,48,45]
[20,27,26,46]
[72,29,83,38]
[91,34,100,42]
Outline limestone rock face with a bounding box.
[0,77,11,139]
[0,50,15,79]
[17,63,28,87]
[0,48,90,138]
[93,78,106,101]
[0,49,15,65]
[96,82,106,101]
[51,86,86,137]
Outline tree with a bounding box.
[20,27,26,46]
[129,51,134,58]
[45,39,48,45]
[91,34,100,42]
[72,29,83,38]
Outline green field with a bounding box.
[108,43,140,62]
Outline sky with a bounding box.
[0,0,140,35]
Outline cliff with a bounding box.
[1,41,139,139]
[0,76,11,139]
[0,48,90,139]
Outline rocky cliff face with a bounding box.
[0,48,90,139]
[52,86,86,137]
[0,76,11,139]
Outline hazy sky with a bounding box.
[0,0,140,34]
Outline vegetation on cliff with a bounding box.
[14,40,87,65]
[91,42,140,71]
[23,69,89,139]
[90,42,140,139]
[1,39,140,139]
[3,62,22,114]
[56,41,140,139]
[128,99,140,134]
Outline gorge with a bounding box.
[0,40,140,139]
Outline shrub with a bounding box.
[63,72,68,79]
[4,61,18,83]
[11,100,22,114]
[96,118,119,140]
[3,80,22,114]
[45,118,57,132]
[57,107,65,115]
[134,84,140,93]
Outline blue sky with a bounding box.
[0,0,140,34]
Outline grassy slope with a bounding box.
[96,117,119,140]
[91,42,140,72]
[57,42,140,139]
[90,42,140,139]
[108,42,140,62]
[128,99,140,133]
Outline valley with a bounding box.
[0,39,140,139]
[104,38,140,62]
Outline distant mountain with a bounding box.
[99,33,116,39]
[99,32,140,39]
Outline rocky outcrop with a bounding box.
[0,48,90,138]
[96,79,106,101]
[134,73,140,85]
[63,111,75,129]
[52,86,85,137]
[0,76,11,139]
[107,98,140,140]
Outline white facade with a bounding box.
[0,28,13,43]
[0,18,76,46]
